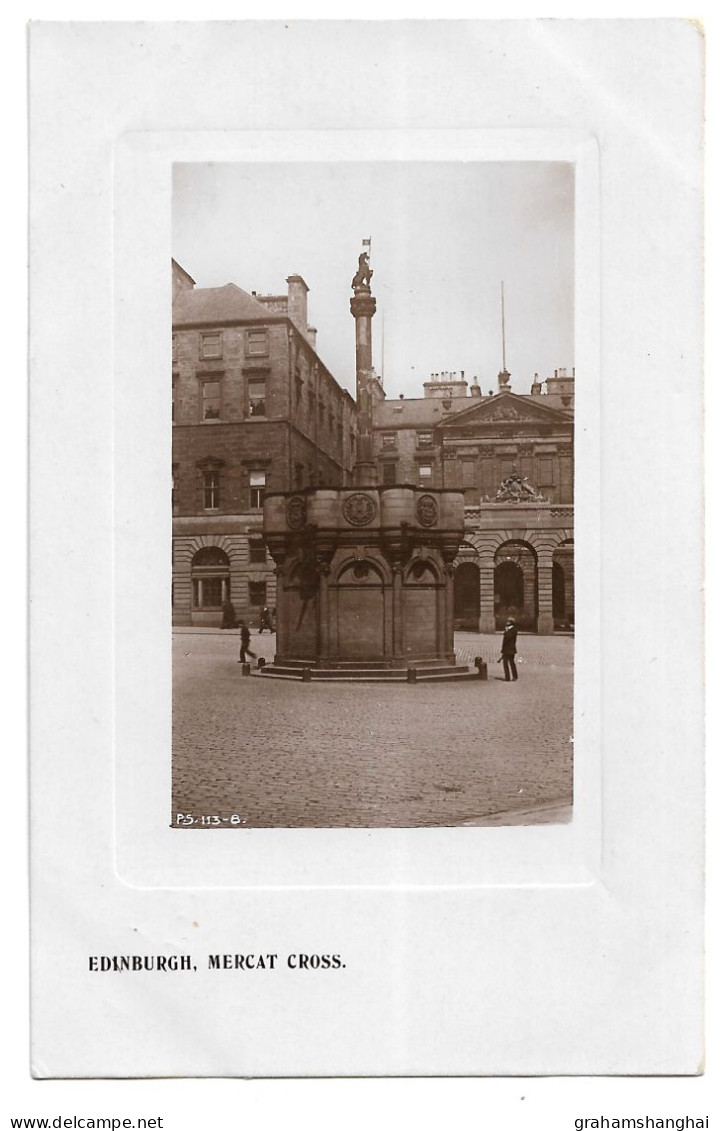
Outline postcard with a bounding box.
[29,20,703,1077]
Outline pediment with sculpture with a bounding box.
[443,391,572,432]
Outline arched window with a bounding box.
[191,547,230,610]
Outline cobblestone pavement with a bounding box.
[172,629,574,828]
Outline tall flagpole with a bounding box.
[498,281,510,390]
[501,280,506,372]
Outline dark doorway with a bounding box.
[494,560,524,629]
[454,562,480,630]
[494,539,538,631]
[495,560,523,605]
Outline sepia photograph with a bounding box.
[171,161,575,829]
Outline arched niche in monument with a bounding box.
[334,559,386,661]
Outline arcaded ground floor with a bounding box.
[172,629,574,828]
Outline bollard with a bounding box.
[474,656,488,681]
[257,657,266,669]
[301,666,312,682]
[407,666,417,683]
[240,662,251,677]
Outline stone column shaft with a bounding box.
[537,555,554,635]
[479,563,496,634]
[274,567,287,656]
[350,289,377,486]
[392,568,403,659]
[444,567,455,658]
[317,568,330,661]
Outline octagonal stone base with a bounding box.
[263,486,465,671]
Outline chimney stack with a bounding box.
[286,275,309,336]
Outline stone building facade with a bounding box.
[172,257,574,635]
[372,369,575,633]
[171,261,356,626]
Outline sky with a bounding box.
[173,161,574,399]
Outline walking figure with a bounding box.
[259,605,274,633]
[499,617,519,681]
[238,620,257,664]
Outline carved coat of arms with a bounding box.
[493,474,545,503]
[416,494,439,527]
[286,496,307,529]
[342,493,377,526]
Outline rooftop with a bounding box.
[172,283,284,326]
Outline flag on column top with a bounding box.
[362,237,371,250]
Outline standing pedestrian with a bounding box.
[238,620,257,663]
[259,605,273,633]
[221,598,238,629]
[500,617,519,681]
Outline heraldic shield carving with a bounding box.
[342,492,377,526]
[416,494,439,527]
[286,495,307,530]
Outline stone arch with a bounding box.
[330,550,393,588]
[494,538,538,631]
[197,534,233,555]
[481,528,535,555]
[457,531,485,558]
[494,538,538,565]
[191,546,230,567]
[402,556,442,586]
[455,538,480,560]
[180,534,237,563]
[333,557,386,661]
[190,544,232,617]
[336,558,386,586]
[521,528,574,557]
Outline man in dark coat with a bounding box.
[500,617,519,681]
[238,621,256,664]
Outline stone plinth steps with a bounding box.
[254,658,488,684]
